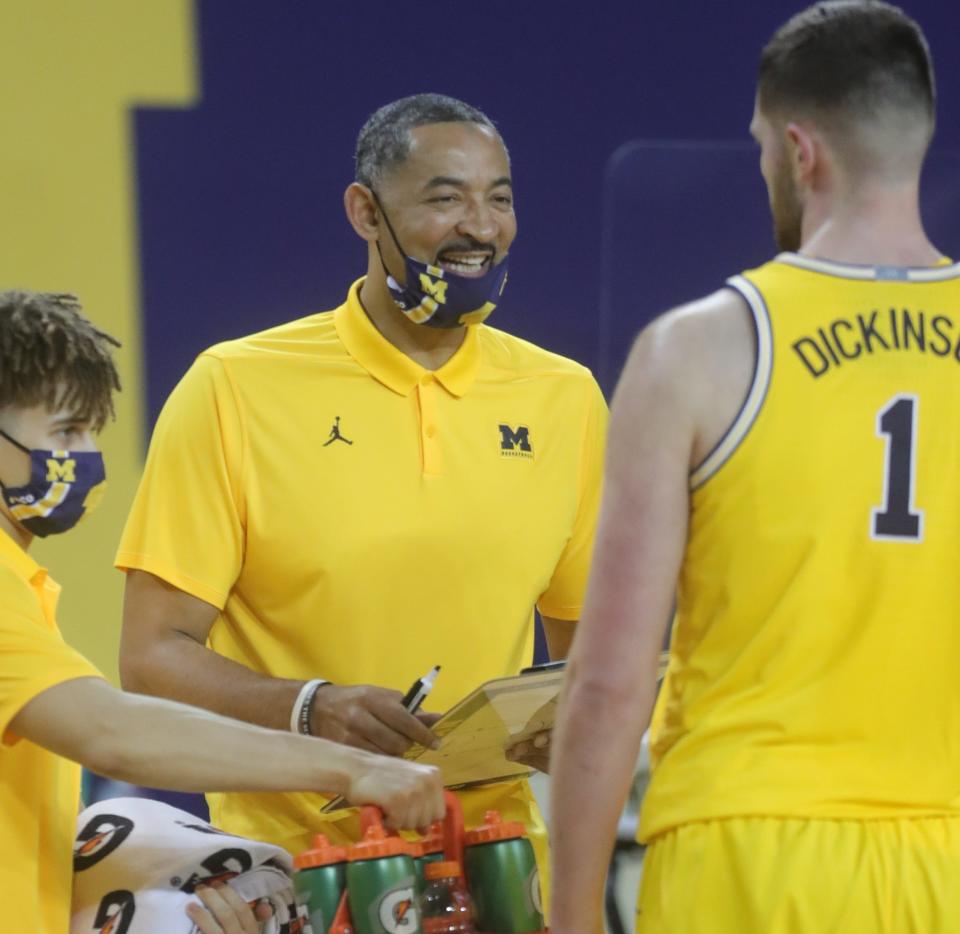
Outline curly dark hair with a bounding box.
[0,290,121,431]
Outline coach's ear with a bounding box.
[344,183,379,242]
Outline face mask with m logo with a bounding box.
[373,192,510,329]
[0,428,106,537]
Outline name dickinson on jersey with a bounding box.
[793,307,960,378]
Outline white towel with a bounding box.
[71,797,313,933]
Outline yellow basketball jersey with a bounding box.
[639,253,960,842]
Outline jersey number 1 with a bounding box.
[871,394,923,541]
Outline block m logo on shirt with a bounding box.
[499,424,533,459]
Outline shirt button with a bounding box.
[425,425,437,438]
[420,374,434,386]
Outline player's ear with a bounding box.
[344,183,379,242]
[785,122,817,187]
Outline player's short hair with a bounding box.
[759,1,935,126]
[355,93,501,188]
[0,290,121,431]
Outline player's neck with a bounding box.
[358,276,467,371]
[798,180,943,267]
[0,508,31,551]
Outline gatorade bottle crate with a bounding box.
[299,791,548,934]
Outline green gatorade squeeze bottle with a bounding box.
[346,823,422,934]
[463,811,545,933]
[294,834,348,934]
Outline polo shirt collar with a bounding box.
[0,525,41,583]
[334,279,481,398]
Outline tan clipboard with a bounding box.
[320,652,671,812]
[321,666,564,812]
[403,666,564,788]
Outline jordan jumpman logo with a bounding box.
[324,416,353,446]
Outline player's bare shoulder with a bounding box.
[621,288,756,468]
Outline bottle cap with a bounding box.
[347,824,413,861]
[424,860,463,880]
[464,810,528,845]
[293,833,348,869]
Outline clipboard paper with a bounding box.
[402,668,564,790]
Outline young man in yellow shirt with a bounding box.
[550,3,960,932]
[116,94,608,887]
[0,290,442,932]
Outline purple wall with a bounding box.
[135,0,960,414]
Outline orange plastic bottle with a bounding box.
[420,860,477,934]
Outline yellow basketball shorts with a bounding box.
[636,816,960,933]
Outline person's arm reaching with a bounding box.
[120,569,440,756]
[11,675,444,829]
[548,291,755,934]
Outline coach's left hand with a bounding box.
[506,729,552,773]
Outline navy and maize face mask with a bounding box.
[374,196,510,329]
[0,428,106,537]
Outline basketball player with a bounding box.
[549,3,960,931]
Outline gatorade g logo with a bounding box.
[419,272,448,305]
[178,848,253,892]
[377,883,418,933]
[46,457,76,482]
[93,889,135,934]
[527,866,544,918]
[74,814,135,871]
[499,424,533,459]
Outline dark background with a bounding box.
[135,0,960,413]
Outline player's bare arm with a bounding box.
[11,675,444,829]
[549,288,755,934]
[120,569,440,754]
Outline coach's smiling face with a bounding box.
[372,121,517,283]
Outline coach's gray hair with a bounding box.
[355,93,501,188]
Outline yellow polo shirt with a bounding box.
[0,528,103,932]
[117,279,607,860]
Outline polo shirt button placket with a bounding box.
[417,374,443,476]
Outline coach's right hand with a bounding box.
[346,752,445,829]
[311,684,441,755]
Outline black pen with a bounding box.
[402,665,440,714]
